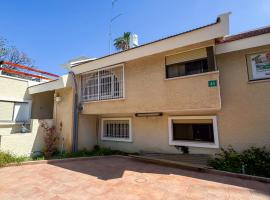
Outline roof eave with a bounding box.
[72,12,230,74]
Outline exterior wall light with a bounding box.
[55,96,63,103]
[135,112,163,117]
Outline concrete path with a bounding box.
[0,156,269,200]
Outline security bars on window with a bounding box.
[81,65,124,101]
[102,119,130,141]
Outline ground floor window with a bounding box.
[168,116,219,148]
[101,118,132,142]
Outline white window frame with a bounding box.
[100,73,115,99]
[168,116,219,148]
[101,118,132,142]
[0,97,32,124]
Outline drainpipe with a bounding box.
[69,71,79,152]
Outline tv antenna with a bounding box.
[109,0,123,53]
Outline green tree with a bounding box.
[113,32,131,51]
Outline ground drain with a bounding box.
[135,177,147,183]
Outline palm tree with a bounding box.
[114,32,131,51]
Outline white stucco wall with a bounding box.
[0,119,53,156]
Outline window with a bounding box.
[101,118,132,142]
[168,116,219,148]
[246,51,270,81]
[165,47,216,78]
[0,100,31,123]
[166,59,208,78]
[81,65,124,101]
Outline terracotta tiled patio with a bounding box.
[0,156,269,200]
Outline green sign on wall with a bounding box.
[208,80,217,87]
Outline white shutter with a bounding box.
[166,48,207,65]
[0,101,14,121]
[13,102,30,122]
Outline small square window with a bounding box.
[101,118,132,142]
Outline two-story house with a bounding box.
[29,12,270,155]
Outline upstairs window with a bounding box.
[0,100,31,123]
[165,47,216,78]
[81,65,124,101]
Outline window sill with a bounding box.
[164,71,219,81]
[101,137,132,143]
[248,78,270,84]
[82,97,126,104]
[169,140,219,148]
[0,121,30,126]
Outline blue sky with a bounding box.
[1,0,269,75]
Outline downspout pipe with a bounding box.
[70,71,79,152]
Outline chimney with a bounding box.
[129,34,139,48]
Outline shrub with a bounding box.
[241,147,270,177]
[40,122,59,159]
[0,151,29,167]
[53,147,128,159]
[208,146,270,178]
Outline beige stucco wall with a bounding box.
[216,45,270,151]
[75,44,270,154]
[81,41,221,115]
[96,114,217,154]
[54,87,74,152]
[78,114,97,150]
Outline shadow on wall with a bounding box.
[0,119,53,156]
[31,91,54,119]
[31,119,54,154]
[50,156,270,196]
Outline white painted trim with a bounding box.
[0,99,32,123]
[216,33,270,55]
[101,117,132,142]
[123,65,126,99]
[0,96,30,103]
[0,121,30,126]
[80,63,125,75]
[168,116,219,148]
[0,74,36,84]
[28,74,70,94]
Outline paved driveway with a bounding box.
[0,156,269,200]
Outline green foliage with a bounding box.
[0,147,129,167]
[114,32,131,51]
[208,146,270,178]
[53,147,128,159]
[40,122,59,159]
[0,151,30,167]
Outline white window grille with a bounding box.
[81,65,124,101]
[101,118,132,142]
